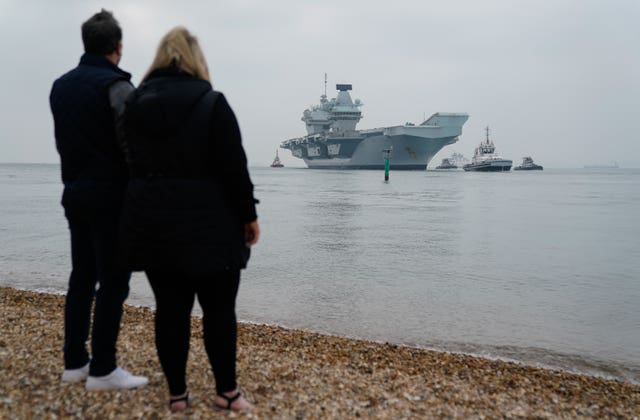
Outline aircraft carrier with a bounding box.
[280,82,469,169]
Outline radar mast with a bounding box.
[324,73,327,97]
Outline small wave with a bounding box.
[414,341,640,385]
[235,319,640,384]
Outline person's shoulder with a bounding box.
[209,90,231,114]
[208,90,240,126]
[109,80,135,108]
[50,65,81,96]
[53,65,80,84]
[110,79,135,92]
[210,90,229,104]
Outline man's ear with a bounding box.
[116,42,123,57]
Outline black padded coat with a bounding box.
[119,67,257,274]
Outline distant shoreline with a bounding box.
[2,162,640,169]
[1,287,638,417]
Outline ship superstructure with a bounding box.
[280,80,468,170]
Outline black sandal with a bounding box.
[215,391,242,410]
[169,392,189,412]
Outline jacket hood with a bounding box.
[125,68,211,139]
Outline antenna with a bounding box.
[324,73,327,96]
[485,126,490,142]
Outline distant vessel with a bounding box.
[280,76,469,170]
[514,156,543,171]
[584,163,619,169]
[435,158,457,170]
[450,152,468,167]
[434,152,467,169]
[270,150,284,168]
[463,127,512,172]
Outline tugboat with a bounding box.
[514,156,543,171]
[270,150,284,168]
[435,158,457,170]
[463,127,512,172]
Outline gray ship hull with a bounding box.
[283,113,469,170]
[302,134,457,170]
[463,160,512,172]
[514,165,543,171]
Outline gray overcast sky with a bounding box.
[1,0,638,167]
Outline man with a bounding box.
[50,9,147,390]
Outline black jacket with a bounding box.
[119,68,257,273]
[50,53,132,185]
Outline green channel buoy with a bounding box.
[383,147,392,181]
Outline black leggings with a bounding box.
[146,268,240,395]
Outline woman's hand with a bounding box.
[244,220,260,246]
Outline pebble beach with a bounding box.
[1,287,639,419]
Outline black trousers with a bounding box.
[62,181,130,376]
[146,268,240,396]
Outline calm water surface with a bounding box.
[1,163,639,382]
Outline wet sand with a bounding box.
[1,287,638,418]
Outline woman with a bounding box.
[120,27,258,412]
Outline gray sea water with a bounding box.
[1,163,639,383]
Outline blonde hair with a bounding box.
[143,27,211,82]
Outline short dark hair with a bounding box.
[81,9,122,55]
